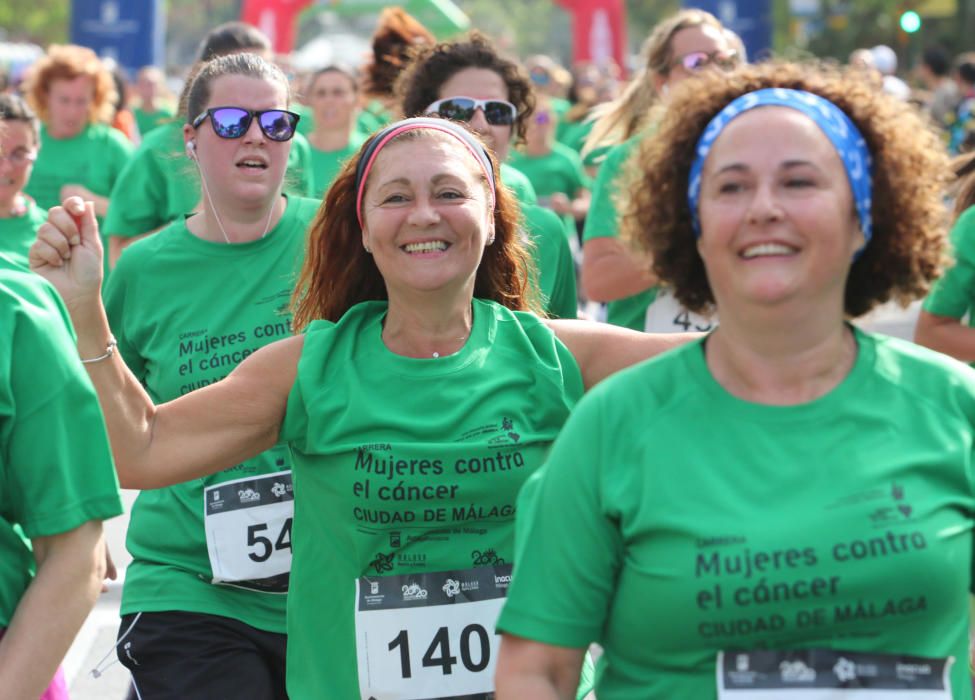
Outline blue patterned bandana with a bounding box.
[687,88,873,251]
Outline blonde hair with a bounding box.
[582,9,723,157]
[24,44,117,124]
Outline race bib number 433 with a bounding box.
[203,470,294,593]
[355,565,511,700]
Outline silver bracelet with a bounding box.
[80,336,118,364]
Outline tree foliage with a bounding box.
[0,0,69,45]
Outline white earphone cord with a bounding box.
[191,146,277,244]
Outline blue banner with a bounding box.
[683,0,773,61]
[70,0,164,76]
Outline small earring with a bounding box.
[364,244,372,253]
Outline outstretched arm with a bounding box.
[31,197,301,489]
[548,318,699,390]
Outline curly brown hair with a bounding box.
[24,44,117,125]
[395,31,536,143]
[291,126,539,331]
[362,7,435,99]
[620,60,951,318]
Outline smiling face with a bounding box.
[437,68,513,161]
[696,107,863,313]
[360,132,494,300]
[0,121,37,206]
[308,70,357,130]
[185,74,291,208]
[46,75,94,138]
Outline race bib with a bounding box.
[354,565,511,700]
[644,290,715,333]
[718,649,953,699]
[203,470,294,593]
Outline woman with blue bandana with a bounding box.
[496,62,973,699]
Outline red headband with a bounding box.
[354,118,497,229]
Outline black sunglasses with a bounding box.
[191,106,300,142]
[425,96,518,126]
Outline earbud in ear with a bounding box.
[186,140,196,157]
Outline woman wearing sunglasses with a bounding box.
[89,53,316,700]
[0,95,44,270]
[580,9,739,331]
[398,31,578,319]
[102,22,315,270]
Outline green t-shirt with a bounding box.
[557,116,594,155]
[0,200,45,270]
[923,205,975,339]
[523,203,577,319]
[104,196,318,633]
[279,298,583,698]
[499,329,975,699]
[509,143,591,236]
[309,131,367,200]
[293,103,314,136]
[500,162,538,206]
[0,259,123,627]
[104,122,315,239]
[26,122,134,228]
[133,106,175,137]
[582,136,657,330]
[508,142,590,201]
[358,100,393,135]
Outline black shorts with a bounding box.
[117,611,288,700]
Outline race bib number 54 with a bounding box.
[204,470,294,593]
[355,565,511,700]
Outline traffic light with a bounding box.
[899,10,922,33]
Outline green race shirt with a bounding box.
[104,122,315,239]
[0,199,45,270]
[0,259,123,627]
[309,131,368,200]
[500,162,537,206]
[523,203,577,319]
[923,205,975,348]
[279,298,583,698]
[104,196,318,632]
[509,142,590,236]
[508,142,590,203]
[499,329,975,699]
[26,123,133,218]
[582,136,657,330]
[133,106,175,137]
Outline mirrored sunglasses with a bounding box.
[191,106,300,141]
[674,50,739,73]
[425,97,518,126]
